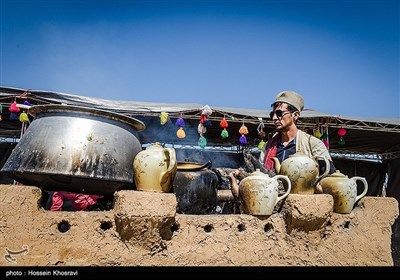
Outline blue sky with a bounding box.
[1,0,399,118]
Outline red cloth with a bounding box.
[50,191,102,211]
[263,133,280,170]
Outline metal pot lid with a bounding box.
[28,104,146,132]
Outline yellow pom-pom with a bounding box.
[19,112,29,122]
[160,112,169,125]
[314,129,322,138]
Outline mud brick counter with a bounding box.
[0,184,398,266]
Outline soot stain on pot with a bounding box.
[96,154,119,177]
[173,169,218,214]
[14,147,47,170]
[2,148,23,170]
[70,151,119,178]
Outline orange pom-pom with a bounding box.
[239,124,248,135]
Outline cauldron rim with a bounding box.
[28,104,146,132]
[177,161,211,171]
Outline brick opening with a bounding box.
[41,190,114,212]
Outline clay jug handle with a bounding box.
[273,175,291,206]
[314,156,330,182]
[229,173,240,199]
[160,148,177,186]
[271,157,281,173]
[352,176,368,203]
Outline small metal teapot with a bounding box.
[133,142,177,193]
[229,169,291,216]
[272,151,330,194]
[317,170,368,214]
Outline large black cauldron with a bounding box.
[172,161,218,214]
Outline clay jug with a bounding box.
[133,142,177,193]
[317,170,368,214]
[229,169,291,216]
[272,151,330,194]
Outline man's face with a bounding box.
[270,103,294,132]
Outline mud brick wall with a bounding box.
[0,184,398,266]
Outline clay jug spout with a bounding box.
[271,157,281,173]
[229,173,240,199]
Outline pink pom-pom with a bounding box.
[9,101,20,113]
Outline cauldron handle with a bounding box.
[205,161,212,169]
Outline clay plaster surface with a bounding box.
[0,184,398,266]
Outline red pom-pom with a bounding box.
[220,118,228,128]
[337,128,346,137]
[200,114,207,124]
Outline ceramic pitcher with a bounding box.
[317,170,368,214]
[133,142,177,193]
[230,169,291,216]
[272,151,330,194]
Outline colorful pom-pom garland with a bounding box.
[337,127,346,145]
[9,101,20,120]
[175,117,186,139]
[220,117,229,139]
[197,105,212,148]
[239,122,249,145]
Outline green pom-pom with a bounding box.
[258,139,265,150]
[198,136,207,148]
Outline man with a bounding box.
[259,90,336,175]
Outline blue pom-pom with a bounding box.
[175,117,185,127]
[204,119,212,127]
[10,112,18,120]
